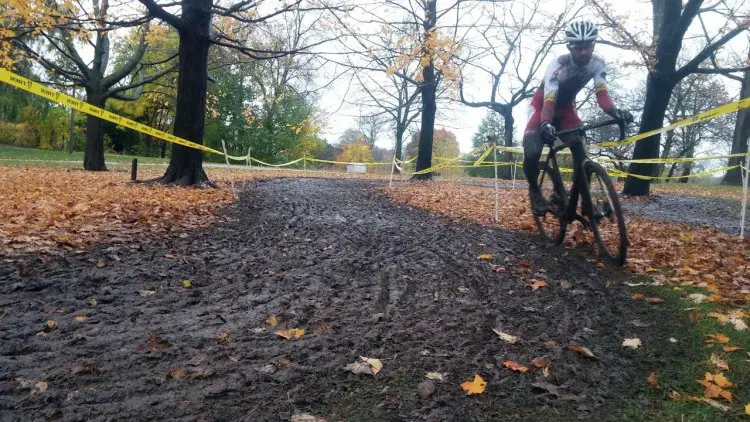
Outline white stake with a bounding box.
[221,140,238,201]
[389,152,396,187]
[741,154,749,238]
[494,143,499,223]
[512,157,518,189]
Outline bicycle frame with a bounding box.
[542,118,624,226]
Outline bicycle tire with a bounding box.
[584,161,627,265]
[533,159,567,244]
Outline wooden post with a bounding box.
[131,159,138,182]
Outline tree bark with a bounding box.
[722,66,750,185]
[502,112,514,179]
[83,94,107,171]
[394,122,405,174]
[157,0,213,186]
[412,0,437,181]
[623,73,675,194]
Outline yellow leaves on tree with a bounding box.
[336,143,372,163]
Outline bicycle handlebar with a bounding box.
[555,118,627,141]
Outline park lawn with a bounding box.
[0,144,169,167]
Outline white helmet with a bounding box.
[565,20,598,44]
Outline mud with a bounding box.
[1,178,694,421]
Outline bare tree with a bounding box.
[723,51,750,185]
[458,0,572,178]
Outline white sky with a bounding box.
[316,0,748,153]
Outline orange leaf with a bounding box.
[706,333,730,344]
[722,346,740,353]
[529,280,547,291]
[647,371,658,387]
[276,328,305,340]
[632,293,645,300]
[477,253,493,261]
[460,374,487,395]
[713,373,733,389]
[266,315,278,326]
[503,360,528,373]
[669,391,681,400]
[699,381,723,399]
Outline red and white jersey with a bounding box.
[531,53,614,123]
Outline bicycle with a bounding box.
[532,119,628,265]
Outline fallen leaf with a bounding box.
[217,331,230,345]
[139,289,156,297]
[686,395,730,411]
[360,356,383,375]
[182,279,192,288]
[568,344,596,358]
[710,353,729,371]
[478,253,493,261]
[708,312,730,324]
[503,360,528,373]
[645,297,663,304]
[278,358,292,367]
[460,374,487,395]
[266,315,278,326]
[529,280,547,291]
[687,293,708,303]
[74,315,88,322]
[647,371,658,387]
[632,293,645,300]
[722,346,740,353]
[706,333,730,344]
[15,378,48,393]
[492,265,506,273]
[531,357,550,368]
[622,338,642,349]
[96,259,105,268]
[542,366,550,377]
[46,320,57,330]
[164,253,177,259]
[275,328,305,340]
[426,372,447,382]
[712,373,733,389]
[730,317,748,331]
[745,403,750,415]
[669,391,681,400]
[168,368,183,379]
[492,329,518,344]
[290,413,327,422]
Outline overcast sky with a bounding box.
[315,0,748,154]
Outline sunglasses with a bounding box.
[569,43,595,51]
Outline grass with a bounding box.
[0,144,169,167]
[621,284,750,421]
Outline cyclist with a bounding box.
[523,19,633,214]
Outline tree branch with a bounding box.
[138,0,183,31]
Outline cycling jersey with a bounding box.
[530,53,614,124]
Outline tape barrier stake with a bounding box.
[221,140,238,201]
[742,155,749,238]
[493,143,499,223]
[389,152,396,188]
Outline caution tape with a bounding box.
[599,152,749,164]
[0,68,231,158]
[608,165,738,180]
[412,143,492,175]
[599,97,750,148]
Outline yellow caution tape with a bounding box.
[599,97,750,148]
[600,152,749,164]
[608,165,738,180]
[473,145,494,167]
[412,143,491,175]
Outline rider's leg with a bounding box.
[522,111,544,194]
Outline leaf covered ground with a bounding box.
[1,167,749,420]
[384,181,750,305]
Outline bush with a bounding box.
[0,121,18,145]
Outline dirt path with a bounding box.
[1,178,691,421]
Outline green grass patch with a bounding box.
[623,284,749,421]
[0,144,168,167]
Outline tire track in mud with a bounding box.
[0,178,689,421]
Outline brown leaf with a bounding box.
[477,253,493,261]
[96,259,105,268]
[568,344,596,358]
[647,371,658,387]
[706,333,730,344]
[710,353,729,371]
[276,328,305,340]
[528,280,547,291]
[503,360,528,373]
[722,346,740,353]
[531,357,550,368]
[266,315,278,326]
[217,330,230,345]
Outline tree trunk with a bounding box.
[659,130,675,178]
[622,73,675,195]
[83,94,107,171]
[666,162,678,181]
[158,0,212,186]
[412,0,437,181]
[722,67,750,185]
[502,112,514,179]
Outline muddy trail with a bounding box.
[1,178,693,421]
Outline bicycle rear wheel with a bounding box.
[533,159,567,243]
[585,162,627,265]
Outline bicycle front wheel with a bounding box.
[533,159,567,244]
[585,162,627,265]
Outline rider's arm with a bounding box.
[540,61,560,124]
[592,61,614,113]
